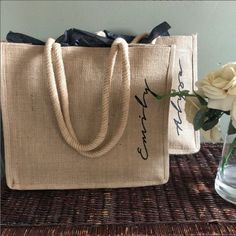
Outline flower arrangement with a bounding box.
[156,62,236,171]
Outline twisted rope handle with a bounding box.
[45,38,130,158]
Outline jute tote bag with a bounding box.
[132,34,200,154]
[1,38,175,190]
[155,35,200,154]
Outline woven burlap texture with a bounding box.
[1,41,175,190]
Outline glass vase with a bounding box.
[215,123,236,205]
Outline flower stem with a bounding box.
[221,136,236,173]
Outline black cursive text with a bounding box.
[170,59,184,136]
[135,79,157,160]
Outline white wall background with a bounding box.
[1,0,236,139]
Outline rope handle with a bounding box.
[45,38,131,158]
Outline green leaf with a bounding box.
[228,120,236,135]
[194,91,207,106]
[200,108,223,131]
[193,107,208,130]
[205,109,223,123]
[224,110,231,115]
[202,118,219,131]
[207,108,223,117]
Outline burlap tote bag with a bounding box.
[1,38,175,190]
[132,34,200,154]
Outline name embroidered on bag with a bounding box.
[170,59,184,136]
[135,79,157,160]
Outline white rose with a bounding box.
[196,63,236,100]
[196,62,236,128]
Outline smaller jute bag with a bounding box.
[1,38,175,190]
[132,34,200,154]
[155,35,200,154]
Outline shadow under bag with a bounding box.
[1,39,175,190]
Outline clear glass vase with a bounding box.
[215,123,236,205]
